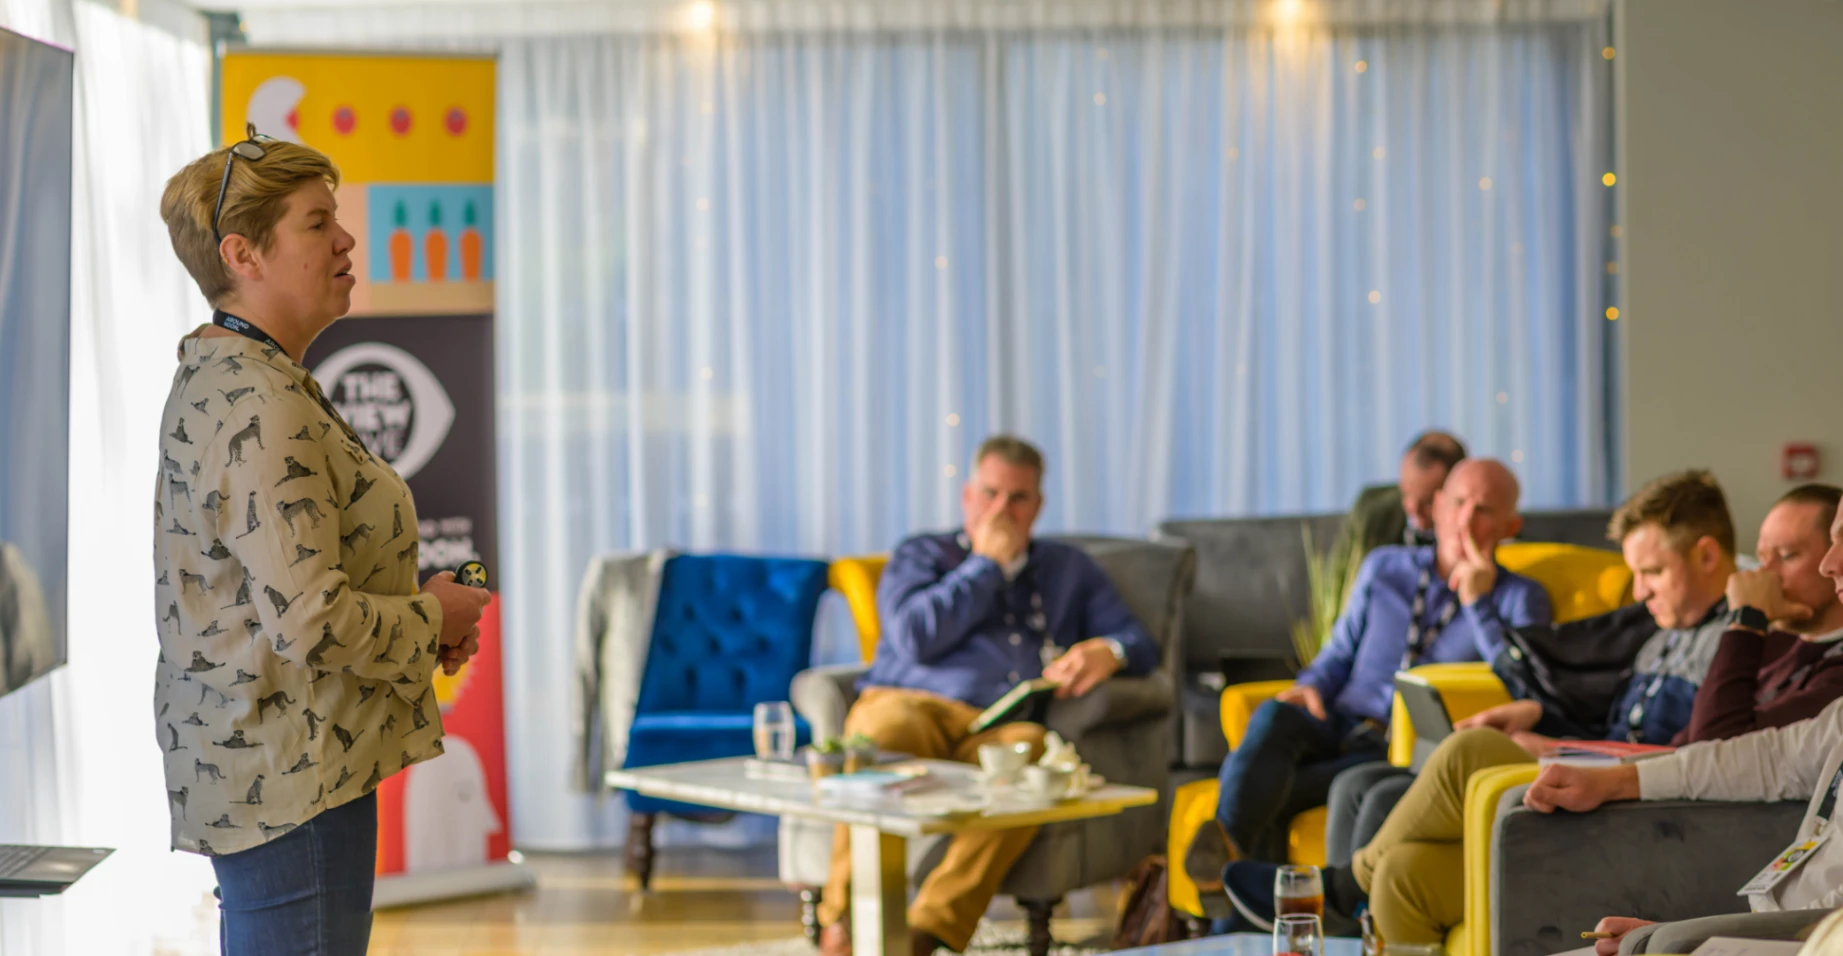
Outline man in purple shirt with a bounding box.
[817,435,1158,956]
[1185,459,1551,905]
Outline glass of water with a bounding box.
[1274,914,1324,956]
[753,701,796,761]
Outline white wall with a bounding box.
[1619,0,1843,546]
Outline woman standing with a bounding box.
[153,126,490,954]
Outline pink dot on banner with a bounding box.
[332,105,356,135]
[390,107,412,136]
[445,107,467,136]
[285,108,299,132]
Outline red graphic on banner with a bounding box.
[376,594,509,873]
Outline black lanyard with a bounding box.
[213,309,288,354]
[1817,761,1843,834]
[1624,604,1732,741]
[1761,639,1843,705]
[1401,562,1459,670]
[211,310,368,455]
[1624,628,1687,742]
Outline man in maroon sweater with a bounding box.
[1676,483,1843,744]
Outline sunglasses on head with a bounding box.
[212,123,278,244]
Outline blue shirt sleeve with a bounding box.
[1073,553,1160,677]
[875,537,1006,665]
[1297,548,1380,700]
[1458,573,1553,660]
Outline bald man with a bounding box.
[1186,460,1552,900]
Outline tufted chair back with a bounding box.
[634,555,829,714]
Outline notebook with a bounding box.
[1541,740,1676,766]
[968,678,1059,734]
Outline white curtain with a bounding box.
[495,20,1611,849]
[0,2,215,953]
[240,0,1613,851]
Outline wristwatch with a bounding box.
[1735,605,1770,634]
[1103,638,1127,664]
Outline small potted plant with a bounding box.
[806,737,845,781]
[842,733,878,774]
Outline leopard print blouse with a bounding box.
[152,330,445,856]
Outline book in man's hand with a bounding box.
[967,678,1060,734]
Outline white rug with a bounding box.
[661,922,1108,956]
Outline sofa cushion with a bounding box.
[634,555,828,713]
[1047,534,1196,662]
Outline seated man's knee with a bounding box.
[1247,697,1317,740]
[1370,843,1462,943]
[1426,727,1529,786]
[843,695,934,752]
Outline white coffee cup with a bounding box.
[977,742,1032,781]
[1021,764,1074,799]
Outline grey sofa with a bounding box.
[777,535,1197,956]
[1154,508,1617,770]
[1490,784,1808,956]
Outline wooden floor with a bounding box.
[367,847,1118,956]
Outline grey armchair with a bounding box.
[1489,784,1808,956]
[1153,509,1617,770]
[777,535,1196,956]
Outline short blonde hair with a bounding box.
[1608,469,1736,556]
[159,136,341,303]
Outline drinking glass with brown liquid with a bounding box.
[1276,864,1325,919]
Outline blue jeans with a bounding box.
[1214,699,1387,861]
[211,793,377,956]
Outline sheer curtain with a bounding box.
[0,2,215,953]
[494,18,1611,849]
[239,0,1613,850]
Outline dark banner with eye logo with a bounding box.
[305,312,521,903]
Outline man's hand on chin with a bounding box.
[1044,639,1123,698]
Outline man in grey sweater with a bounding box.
[1525,690,1843,953]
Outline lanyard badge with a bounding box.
[1737,761,1843,897]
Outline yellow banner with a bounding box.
[221,52,494,184]
[220,52,496,316]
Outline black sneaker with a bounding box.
[1221,860,1280,932]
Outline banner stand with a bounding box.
[221,52,520,908]
[373,860,537,910]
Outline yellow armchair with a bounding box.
[1169,541,1633,919]
[1385,662,1511,767]
[1167,680,1328,918]
[828,555,889,662]
[1496,541,1632,625]
[1455,763,1542,956]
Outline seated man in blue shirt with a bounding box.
[1185,458,1551,902]
[816,435,1159,956]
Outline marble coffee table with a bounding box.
[606,757,1158,956]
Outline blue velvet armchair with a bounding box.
[621,554,829,889]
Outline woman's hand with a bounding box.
[438,626,479,676]
[423,571,490,674]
